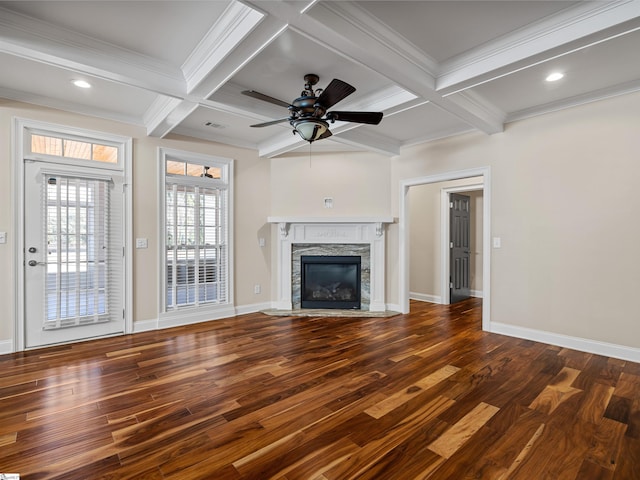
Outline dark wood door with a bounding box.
[450,193,471,303]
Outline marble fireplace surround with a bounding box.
[268,216,394,312]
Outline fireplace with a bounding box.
[267,216,394,312]
[301,255,361,309]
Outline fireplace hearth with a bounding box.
[301,255,361,309]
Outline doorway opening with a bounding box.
[398,167,491,331]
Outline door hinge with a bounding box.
[123,309,125,319]
[450,282,453,289]
[450,242,453,249]
[450,202,453,208]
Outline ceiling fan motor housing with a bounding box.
[292,95,325,118]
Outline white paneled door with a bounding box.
[24,161,125,348]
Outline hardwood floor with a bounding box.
[1,299,639,479]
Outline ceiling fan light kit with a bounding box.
[293,119,329,142]
[243,74,383,143]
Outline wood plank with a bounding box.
[364,364,460,419]
[0,298,639,479]
[428,401,500,458]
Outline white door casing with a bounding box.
[13,118,133,351]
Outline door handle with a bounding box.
[28,260,46,267]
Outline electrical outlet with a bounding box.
[323,197,333,208]
[254,284,261,294]
[0,231,6,244]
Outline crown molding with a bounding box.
[0,86,144,126]
[0,6,185,95]
[506,78,640,124]
[437,0,640,95]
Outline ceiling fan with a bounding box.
[242,74,383,143]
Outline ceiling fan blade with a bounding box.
[316,79,356,109]
[242,90,291,109]
[250,117,291,128]
[327,111,383,125]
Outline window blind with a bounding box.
[165,183,228,309]
[41,174,123,329]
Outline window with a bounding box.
[30,133,119,164]
[161,149,233,313]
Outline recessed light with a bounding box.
[72,79,91,89]
[545,72,564,82]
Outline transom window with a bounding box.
[30,133,119,164]
[160,149,233,313]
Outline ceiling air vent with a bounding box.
[203,121,226,129]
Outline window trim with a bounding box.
[158,147,234,325]
[24,125,125,170]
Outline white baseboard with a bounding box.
[128,303,271,334]
[409,291,483,303]
[410,292,442,304]
[0,339,14,355]
[490,322,640,363]
[159,305,237,330]
[236,302,271,315]
[386,302,403,313]
[133,318,159,333]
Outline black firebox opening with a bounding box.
[301,255,361,309]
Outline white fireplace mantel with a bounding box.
[268,216,395,311]
[268,216,394,238]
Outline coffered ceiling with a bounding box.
[1,1,639,157]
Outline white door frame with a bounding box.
[12,117,133,352]
[440,183,484,305]
[398,166,491,331]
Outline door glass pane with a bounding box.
[44,175,110,328]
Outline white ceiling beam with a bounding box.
[437,0,640,95]
[257,130,309,158]
[329,129,401,157]
[0,6,186,96]
[181,2,264,93]
[283,1,505,134]
[146,6,288,137]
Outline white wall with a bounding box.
[390,90,640,354]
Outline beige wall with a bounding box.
[269,151,391,216]
[3,89,640,354]
[409,180,483,300]
[390,90,640,349]
[0,100,269,344]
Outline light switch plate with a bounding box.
[135,238,148,249]
[0,231,6,244]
